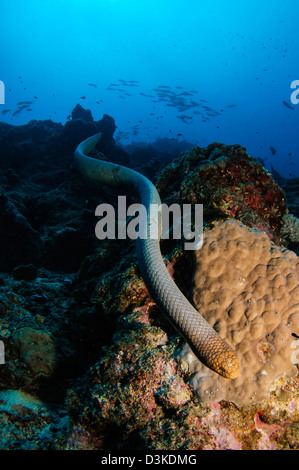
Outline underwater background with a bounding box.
[1,0,299,178]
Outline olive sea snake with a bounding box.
[74,133,240,379]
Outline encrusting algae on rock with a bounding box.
[156,142,287,245]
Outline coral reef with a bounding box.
[0,109,127,272]
[0,389,69,450]
[0,109,298,449]
[64,142,299,449]
[65,312,299,450]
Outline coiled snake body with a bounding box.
[75,133,240,379]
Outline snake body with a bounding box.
[75,133,240,379]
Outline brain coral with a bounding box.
[179,218,299,406]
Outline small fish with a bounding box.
[17,100,33,105]
[269,146,277,155]
[17,104,30,110]
[88,83,97,88]
[1,109,10,115]
[80,96,86,100]
[282,100,294,110]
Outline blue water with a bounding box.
[1,0,299,178]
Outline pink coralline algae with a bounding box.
[254,412,280,450]
[200,404,242,450]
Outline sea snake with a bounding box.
[74,133,240,379]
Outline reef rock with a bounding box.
[0,194,41,270]
[12,327,56,376]
[1,120,299,449]
[156,142,287,244]
[71,104,93,122]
